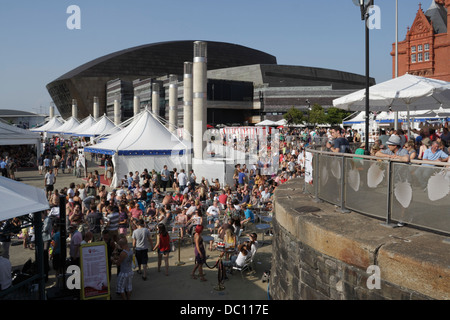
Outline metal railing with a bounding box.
[304,148,450,236]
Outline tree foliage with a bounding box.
[283,106,305,125]
[325,107,351,125]
[308,104,327,126]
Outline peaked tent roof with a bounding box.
[77,114,119,137]
[49,117,80,134]
[333,74,450,112]
[69,115,97,135]
[0,176,49,221]
[30,116,64,133]
[84,110,190,156]
[255,119,276,126]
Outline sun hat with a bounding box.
[421,137,431,146]
[386,135,401,146]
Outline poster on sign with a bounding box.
[305,151,313,184]
[78,148,86,168]
[80,242,110,300]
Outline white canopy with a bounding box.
[85,110,192,187]
[274,119,287,126]
[0,119,42,156]
[30,116,63,133]
[85,110,190,156]
[0,176,49,221]
[78,114,119,137]
[48,117,80,135]
[255,119,276,126]
[68,115,97,136]
[333,74,450,112]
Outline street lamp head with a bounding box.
[352,0,370,7]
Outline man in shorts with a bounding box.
[132,219,153,281]
[44,169,56,199]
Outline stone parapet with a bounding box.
[270,179,450,300]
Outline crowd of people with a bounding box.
[319,125,450,163]
[1,122,449,299]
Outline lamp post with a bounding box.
[354,0,373,155]
[259,91,264,121]
[306,99,311,128]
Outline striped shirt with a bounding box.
[106,211,120,231]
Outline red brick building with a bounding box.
[392,0,450,81]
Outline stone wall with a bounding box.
[270,179,450,300]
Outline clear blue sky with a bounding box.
[0,0,425,114]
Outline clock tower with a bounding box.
[391,0,450,81]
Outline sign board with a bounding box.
[305,151,313,184]
[77,148,86,168]
[80,241,110,300]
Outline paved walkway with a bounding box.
[8,165,273,300]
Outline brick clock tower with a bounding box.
[392,0,450,81]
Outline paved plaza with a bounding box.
[8,164,273,301]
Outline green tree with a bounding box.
[283,106,305,125]
[325,107,351,125]
[308,104,327,127]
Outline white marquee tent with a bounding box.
[77,114,119,137]
[48,117,80,135]
[255,119,276,126]
[30,116,64,133]
[67,115,97,136]
[85,110,192,187]
[0,119,42,156]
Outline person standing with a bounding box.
[132,219,153,281]
[43,156,51,172]
[68,225,82,266]
[44,169,56,199]
[37,154,44,175]
[191,225,207,282]
[42,211,53,282]
[329,126,350,153]
[86,203,103,242]
[375,135,410,163]
[153,223,170,276]
[177,169,187,193]
[105,205,119,243]
[160,165,170,192]
[113,238,134,300]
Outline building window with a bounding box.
[418,53,423,62]
[411,46,416,53]
[425,52,430,61]
[424,43,429,51]
[418,45,423,52]
[411,54,416,63]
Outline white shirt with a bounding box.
[45,172,55,185]
[235,252,248,267]
[178,172,187,186]
[207,205,220,217]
